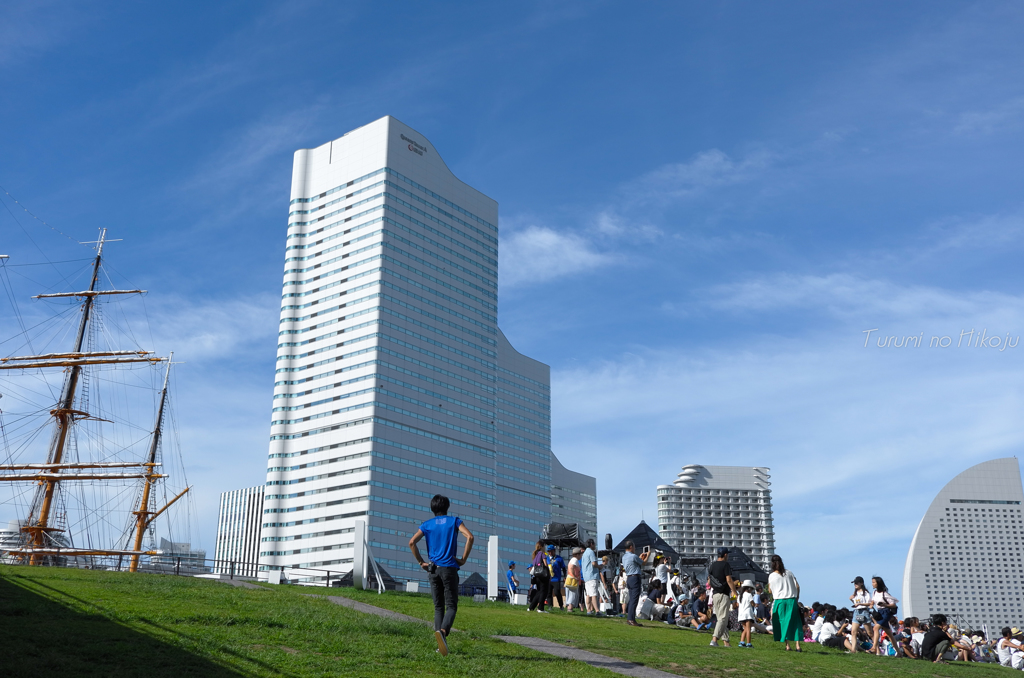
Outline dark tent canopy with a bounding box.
[332,560,400,590]
[459,571,488,596]
[612,520,680,560]
[715,548,769,585]
[541,522,587,548]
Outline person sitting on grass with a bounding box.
[689,589,712,630]
[921,614,953,664]
[997,627,1024,669]
[408,493,474,657]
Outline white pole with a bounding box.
[353,519,366,590]
[488,535,499,600]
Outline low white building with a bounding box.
[657,465,774,570]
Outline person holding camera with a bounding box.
[408,494,475,656]
[621,541,651,626]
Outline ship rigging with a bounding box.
[0,229,194,569]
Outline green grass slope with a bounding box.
[0,565,1010,678]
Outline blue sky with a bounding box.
[2,1,1024,606]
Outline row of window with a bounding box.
[289,167,497,235]
[286,217,497,291]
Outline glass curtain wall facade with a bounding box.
[657,465,774,570]
[260,116,595,584]
[903,457,1024,630]
[215,485,264,576]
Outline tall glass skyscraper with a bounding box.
[258,116,596,584]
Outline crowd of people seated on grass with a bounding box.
[517,541,1024,668]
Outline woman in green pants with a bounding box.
[768,555,802,651]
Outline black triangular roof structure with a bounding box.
[612,520,680,560]
[333,560,400,590]
[461,572,487,587]
[718,548,769,585]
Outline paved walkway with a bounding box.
[315,594,433,626]
[314,593,684,677]
[218,578,267,590]
[496,636,684,678]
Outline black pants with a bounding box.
[529,574,550,611]
[428,566,459,634]
[626,574,641,622]
[547,580,563,608]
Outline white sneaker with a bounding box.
[709,640,719,647]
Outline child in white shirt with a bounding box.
[737,580,757,648]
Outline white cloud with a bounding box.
[499,225,613,288]
[955,96,1024,134]
[702,273,1024,322]
[550,277,1024,606]
[144,294,280,362]
[624,149,774,203]
[924,210,1024,255]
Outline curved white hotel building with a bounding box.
[903,457,1024,630]
[657,465,775,570]
[258,116,596,584]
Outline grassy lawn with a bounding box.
[335,587,1013,678]
[0,565,1013,678]
[0,565,604,677]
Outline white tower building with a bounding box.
[259,116,595,585]
[903,457,1024,630]
[214,485,264,576]
[657,465,774,570]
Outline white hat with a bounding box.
[741,579,755,589]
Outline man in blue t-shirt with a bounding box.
[409,494,475,656]
[546,545,566,609]
[581,539,601,615]
[506,561,519,598]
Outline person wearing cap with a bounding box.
[768,554,802,652]
[547,545,566,609]
[708,547,738,647]
[737,579,757,648]
[848,576,872,653]
[506,561,519,601]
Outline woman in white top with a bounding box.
[767,554,801,651]
[869,576,900,656]
[848,575,872,653]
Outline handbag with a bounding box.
[564,576,579,588]
[529,564,546,576]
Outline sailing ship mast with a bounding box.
[0,229,183,566]
[128,353,190,572]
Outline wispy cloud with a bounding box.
[622,149,774,204]
[955,96,1024,135]
[0,1,81,66]
[923,209,1024,255]
[552,282,1024,604]
[500,224,613,288]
